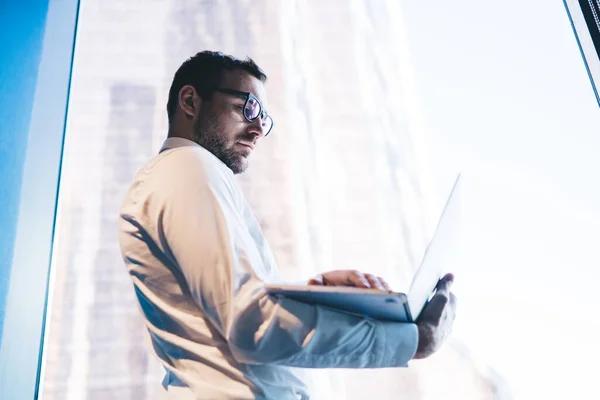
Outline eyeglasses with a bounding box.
[211,88,274,137]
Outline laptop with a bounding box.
[265,174,461,322]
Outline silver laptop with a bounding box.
[265,174,461,322]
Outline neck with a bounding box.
[167,123,194,142]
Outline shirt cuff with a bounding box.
[378,321,419,367]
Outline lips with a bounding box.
[237,141,255,150]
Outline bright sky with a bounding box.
[401,0,600,398]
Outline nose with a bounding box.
[247,117,267,138]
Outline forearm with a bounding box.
[227,283,418,368]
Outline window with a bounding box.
[565,0,600,105]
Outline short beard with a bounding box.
[192,115,247,174]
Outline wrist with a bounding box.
[413,322,435,359]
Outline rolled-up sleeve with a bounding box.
[148,149,418,369]
[228,285,418,368]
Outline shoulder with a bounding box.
[142,146,240,206]
[143,146,220,186]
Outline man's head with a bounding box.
[167,51,271,174]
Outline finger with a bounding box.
[439,273,454,286]
[429,289,459,323]
[419,295,446,325]
[307,274,324,286]
[429,290,449,311]
[435,273,454,297]
[364,274,384,290]
[378,277,391,291]
[349,271,371,288]
[371,276,389,291]
[449,292,457,307]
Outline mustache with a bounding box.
[236,133,256,144]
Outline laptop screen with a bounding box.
[406,174,461,321]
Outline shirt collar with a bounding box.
[159,137,200,153]
[159,136,233,175]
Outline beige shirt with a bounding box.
[118,137,418,399]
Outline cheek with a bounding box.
[217,118,244,143]
[226,112,247,128]
[209,106,246,143]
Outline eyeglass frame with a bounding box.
[198,86,274,137]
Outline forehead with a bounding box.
[219,69,268,108]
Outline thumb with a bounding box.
[308,274,324,286]
[420,273,454,323]
[435,273,454,297]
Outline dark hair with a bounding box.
[166,51,267,123]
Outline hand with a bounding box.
[307,270,391,291]
[413,273,457,359]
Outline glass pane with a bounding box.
[245,97,260,120]
[40,1,498,399]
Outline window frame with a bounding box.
[0,0,80,398]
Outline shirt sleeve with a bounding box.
[150,149,418,369]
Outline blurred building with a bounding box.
[41,1,504,399]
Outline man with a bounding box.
[119,51,457,400]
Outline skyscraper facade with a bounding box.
[41,1,500,399]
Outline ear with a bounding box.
[178,85,201,119]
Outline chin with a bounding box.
[230,158,249,175]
